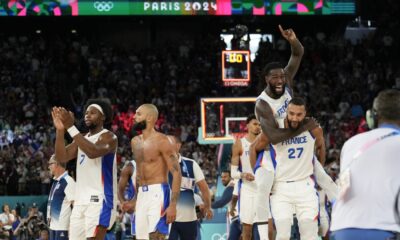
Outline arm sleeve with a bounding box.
[233,180,239,196]
[211,186,234,209]
[231,165,242,179]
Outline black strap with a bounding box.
[395,186,400,226]
[393,186,400,240]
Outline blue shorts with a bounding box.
[331,228,397,240]
[49,230,68,240]
[229,218,241,240]
[169,221,198,240]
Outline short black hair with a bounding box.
[374,89,400,121]
[246,114,257,124]
[84,98,113,124]
[221,169,231,176]
[261,62,285,80]
[289,97,306,107]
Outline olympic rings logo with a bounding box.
[211,233,228,240]
[93,1,114,12]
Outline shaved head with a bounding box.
[141,104,159,120]
[135,104,159,130]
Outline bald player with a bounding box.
[123,104,182,240]
[52,99,118,240]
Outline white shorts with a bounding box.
[69,204,117,239]
[135,183,170,240]
[239,182,257,224]
[270,177,319,221]
[253,151,274,223]
[270,177,319,240]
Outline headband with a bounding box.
[87,104,104,115]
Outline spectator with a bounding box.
[0,204,15,237]
[37,228,49,240]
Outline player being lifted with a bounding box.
[252,25,338,240]
[252,97,323,240]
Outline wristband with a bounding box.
[231,165,242,179]
[67,125,80,138]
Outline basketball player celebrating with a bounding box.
[252,25,312,240]
[123,104,182,240]
[230,114,261,240]
[252,25,337,240]
[52,99,118,240]
[253,98,323,240]
[118,159,137,238]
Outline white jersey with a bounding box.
[272,131,316,182]
[75,129,117,209]
[331,125,400,232]
[256,88,292,128]
[239,138,257,192]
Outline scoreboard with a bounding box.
[222,50,250,87]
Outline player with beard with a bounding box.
[252,26,337,240]
[253,97,323,240]
[122,104,182,240]
[51,99,118,240]
[252,25,315,240]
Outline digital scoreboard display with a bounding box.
[222,50,250,87]
[0,0,355,16]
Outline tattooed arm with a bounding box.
[161,135,182,223]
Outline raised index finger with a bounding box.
[278,24,285,34]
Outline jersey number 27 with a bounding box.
[288,147,304,159]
